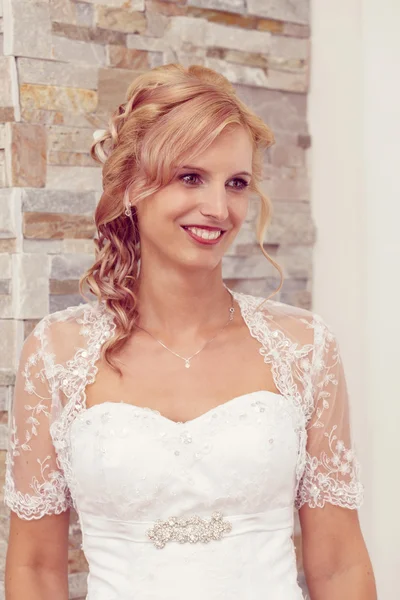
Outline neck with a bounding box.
[136,263,232,336]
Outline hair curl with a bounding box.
[79,63,283,375]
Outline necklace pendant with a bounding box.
[185,360,191,369]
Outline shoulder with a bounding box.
[28,301,103,349]
[233,290,333,348]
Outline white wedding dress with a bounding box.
[4,291,363,599]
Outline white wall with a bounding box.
[310,0,400,596]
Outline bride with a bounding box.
[4,64,376,599]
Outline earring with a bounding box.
[125,204,132,217]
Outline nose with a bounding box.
[199,185,229,222]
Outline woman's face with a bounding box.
[136,125,253,272]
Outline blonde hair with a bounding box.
[79,63,283,375]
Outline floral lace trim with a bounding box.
[295,444,364,510]
[4,451,73,520]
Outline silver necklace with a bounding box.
[136,296,235,369]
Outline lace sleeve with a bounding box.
[295,317,364,510]
[4,318,72,520]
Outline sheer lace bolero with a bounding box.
[4,291,363,520]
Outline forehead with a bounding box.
[187,126,253,172]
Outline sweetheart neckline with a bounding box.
[82,389,284,427]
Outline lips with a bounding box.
[181,225,226,246]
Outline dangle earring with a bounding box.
[125,203,132,218]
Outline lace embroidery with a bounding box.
[4,292,363,519]
[5,314,73,519]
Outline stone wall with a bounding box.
[0,0,312,597]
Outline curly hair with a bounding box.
[79,63,283,375]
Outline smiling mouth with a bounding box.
[181,225,226,245]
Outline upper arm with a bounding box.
[4,319,72,565]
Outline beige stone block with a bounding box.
[269,35,309,61]
[96,6,146,33]
[0,124,4,149]
[276,245,312,278]
[20,107,105,129]
[283,22,310,38]
[268,57,306,74]
[84,0,144,6]
[205,21,271,54]
[0,319,18,370]
[51,253,95,279]
[20,84,98,114]
[207,48,268,69]
[127,34,167,52]
[46,166,102,191]
[48,126,95,153]
[68,572,88,600]
[164,17,208,49]
[6,122,47,187]
[97,67,142,112]
[266,68,308,93]
[264,170,309,202]
[107,46,149,70]
[148,51,164,69]
[0,292,12,318]
[265,201,315,245]
[63,238,95,254]
[247,0,309,25]
[52,21,126,45]
[0,149,5,187]
[75,2,94,27]
[145,10,169,37]
[0,189,22,245]
[48,151,95,167]
[23,238,63,254]
[18,58,98,90]
[12,253,50,319]
[270,144,305,168]
[0,255,11,278]
[0,107,15,122]
[0,424,7,453]
[49,0,76,24]
[0,387,10,412]
[188,0,245,13]
[0,57,19,117]
[205,58,268,87]
[3,0,52,58]
[23,212,96,240]
[51,36,106,66]
[223,254,277,279]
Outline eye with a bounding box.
[179,173,250,190]
[228,178,250,191]
[180,173,202,186]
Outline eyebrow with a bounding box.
[180,165,252,178]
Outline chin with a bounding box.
[177,251,224,271]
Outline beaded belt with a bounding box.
[80,507,293,550]
[147,511,232,549]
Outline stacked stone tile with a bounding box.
[0,0,312,596]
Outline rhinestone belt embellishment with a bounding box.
[147,512,232,549]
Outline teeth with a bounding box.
[187,227,222,240]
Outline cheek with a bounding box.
[230,196,249,227]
